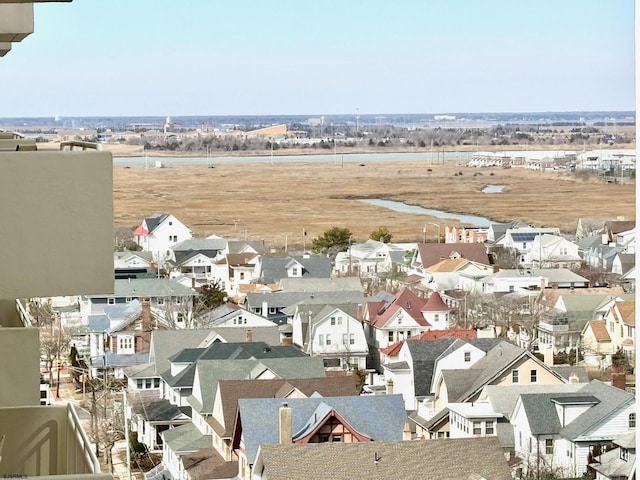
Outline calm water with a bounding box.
[482,184,506,193]
[359,199,495,227]
[113,150,474,166]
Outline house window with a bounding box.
[292,267,298,276]
[512,369,519,383]
[326,335,332,345]
[473,421,482,435]
[118,336,133,353]
[169,235,177,242]
[349,334,355,345]
[136,379,143,389]
[331,317,336,326]
[175,297,181,305]
[332,435,342,442]
[509,285,515,292]
[621,448,629,461]
[530,369,538,383]
[269,308,277,314]
[240,272,245,280]
[434,314,439,322]
[545,439,553,455]
[176,313,184,324]
[154,378,160,388]
[464,351,471,362]
[629,413,636,428]
[485,421,494,435]
[388,331,394,343]
[157,297,165,306]
[342,334,348,345]
[107,298,115,305]
[319,334,324,346]
[125,297,132,303]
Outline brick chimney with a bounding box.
[279,402,292,444]
[611,371,627,391]
[245,329,253,343]
[543,348,554,366]
[386,379,394,395]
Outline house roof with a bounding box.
[129,394,191,422]
[148,329,220,376]
[246,290,366,310]
[172,237,227,252]
[367,287,430,328]
[212,377,359,437]
[426,257,469,273]
[143,212,171,234]
[182,447,238,480]
[189,357,327,414]
[236,394,407,465]
[615,301,635,327]
[278,276,363,293]
[417,243,491,269]
[227,252,259,266]
[586,320,611,342]
[422,291,450,313]
[260,255,332,283]
[162,422,211,454]
[255,437,512,480]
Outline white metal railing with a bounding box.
[144,462,166,480]
[15,298,33,327]
[67,402,101,473]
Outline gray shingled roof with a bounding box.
[238,394,407,465]
[172,237,227,252]
[279,276,364,293]
[129,395,191,423]
[86,278,197,298]
[256,437,512,480]
[144,212,170,233]
[260,255,332,283]
[163,422,211,454]
[148,329,213,375]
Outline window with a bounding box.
[292,267,298,276]
[174,296,181,305]
[464,351,471,362]
[240,272,245,280]
[326,335,332,345]
[473,421,482,435]
[118,336,133,353]
[319,334,324,346]
[434,314,439,322]
[125,297,132,303]
[176,313,184,324]
[485,421,494,435]
[512,369,519,383]
[136,379,143,389]
[342,334,348,345]
[331,317,336,326]
[388,331,394,342]
[509,285,515,292]
[157,297,165,306]
[107,298,115,305]
[349,333,355,345]
[332,435,342,442]
[545,439,553,455]
[154,378,160,388]
[169,235,177,242]
[621,448,629,461]
[530,369,538,383]
[629,413,636,428]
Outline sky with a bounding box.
[0,0,635,117]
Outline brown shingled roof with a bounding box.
[587,320,611,342]
[616,301,635,327]
[422,291,450,312]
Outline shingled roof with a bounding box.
[255,437,512,480]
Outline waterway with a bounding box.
[113,150,474,166]
[482,184,506,193]
[358,199,495,227]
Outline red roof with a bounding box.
[367,288,430,328]
[133,225,149,236]
[421,292,450,313]
[415,329,477,340]
[380,341,405,357]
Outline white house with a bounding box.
[498,227,562,262]
[134,212,192,254]
[523,234,583,269]
[292,303,368,370]
[511,380,635,479]
[334,239,411,277]
[484,268,589,294]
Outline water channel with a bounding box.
[358,199,496,227]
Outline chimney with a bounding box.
[245,329,253,343]
[403,422,412,441]
[540,277,546,289]
[386,379,394,395]
[279,402,292,444]
[568,372,579,383]
[611,371,627,391]
[262,300,269,316]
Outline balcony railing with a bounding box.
[0,403,110,478]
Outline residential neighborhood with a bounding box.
[12,206,636,480]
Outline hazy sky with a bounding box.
[0,0,635,117]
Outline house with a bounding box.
[511,380,635,479]
[602,300,635,364]
[198,302,275,329]
[252,437,512,480]
[207,377,359,463]
[168,237,228,289]
[232,394,408,480]
[588,432,635,480]
[259,254,332,284]
[114,250,154,279]
[134,212,192,254]
[411,242,492,274]
[87,299,162,377]
[523,234,583,269]
[81,278,198,329]
[581,320,613,368]
[426,258,494,293]
[158,358,328,477]
[497,227,562,262]
[225,252,261,296]
[535,287,630,354]
[290,302,368,370]
[484,268,590,294]
[364,288,430,359]
[245,277,365,324]
[444,225,489,244]
[333,239,411,277]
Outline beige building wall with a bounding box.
[0,151,114,298]
[0,327,40,406]
[0,3,33,42]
